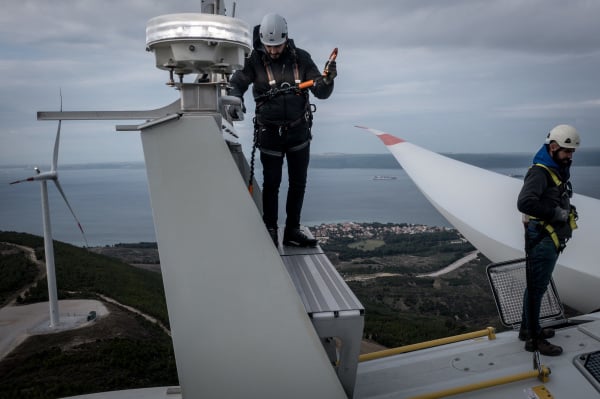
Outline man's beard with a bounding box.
[552,152,572,168]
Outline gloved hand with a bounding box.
[551,206,569,223]
[227,104,244,121]
[323,60,337,85]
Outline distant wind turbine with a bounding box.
[10,92,88,328]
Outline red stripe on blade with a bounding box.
[378,134,405,146]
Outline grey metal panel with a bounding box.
[140,115,346,399]
[282,251,364,315]
[37,100,181,121]
[226,141,261,212]
[580,320,600,341]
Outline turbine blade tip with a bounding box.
[356,126,406,145]
[378,133,405,146]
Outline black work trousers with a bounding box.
[258,123,311,231]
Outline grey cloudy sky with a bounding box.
[1,0,600,165]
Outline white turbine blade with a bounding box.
[53,179,89,247]
[356,125,524,260]
[358,125,600,313]
[52,120,61,172]
[10,166,46,184]
[10,176,35,184]
[52,90,63,172]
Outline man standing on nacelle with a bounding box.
[518,124,581,356]
[228,13,337,248]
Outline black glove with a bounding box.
[323,60,337,85]
[227,104,244,121]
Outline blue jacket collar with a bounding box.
[532,145,558,168]
[532,144,570,180]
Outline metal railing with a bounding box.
[359,327,496,363]
[406,366,551,399]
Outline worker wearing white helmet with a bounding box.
[259,13,288,46]
[517,124,581,356]
[229,13,337,248]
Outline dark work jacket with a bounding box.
[517,145,573,241]
[229,35,334,124]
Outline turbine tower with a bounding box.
[10,94,88,328]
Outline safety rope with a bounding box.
[248,118,259,194]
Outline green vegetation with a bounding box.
[325,230,473,261]
[0,307,178,399]
[0,232,177,399]
[348,264,500,348]
[0,245,38,306]
[0,232,169,328]
[321,230,502,348]
[348,239,385,251]
[0,227,503,398]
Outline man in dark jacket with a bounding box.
[229,13,336,247]
[517,124,580,356]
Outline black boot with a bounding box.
[283,228,317,247]
[525,338,562,356]
[518,327,555,341]
[267,228,278,248]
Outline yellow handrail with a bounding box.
[359,327,496,362]
[406,366,551,399]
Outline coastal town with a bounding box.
[310,222,453,244]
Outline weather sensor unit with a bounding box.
[146,13,251,78]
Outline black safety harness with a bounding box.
[523,163,578,253]
[248,47,315,192]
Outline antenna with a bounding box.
[10,91,89,328]
[201,0,226,15]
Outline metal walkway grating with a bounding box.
[486,258,564,328]
[574,351,600,393]
[277,227,364,397]
[282,251,364,317]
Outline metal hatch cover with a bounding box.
[486,258,564,328]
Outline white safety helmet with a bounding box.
[545,124,581,149]
[259,13,288,46]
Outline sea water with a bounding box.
[1,163,599,247]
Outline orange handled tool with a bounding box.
[298,80,315,90]
[323,47,338,77]
[297,47,338,89]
